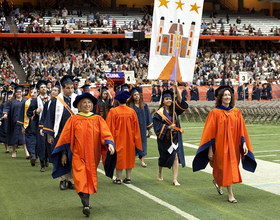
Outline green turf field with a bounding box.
[0,122,279,220]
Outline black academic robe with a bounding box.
[190,88,199,101]
[4,98,27,146]
[27,98,48,161]
[153,100,188,168]
[182,89,188,102]
[18,99,37,156]
[0,102,8,143]
[93,98,112,121]
[238,86,244,100]
[266,86,272,100]
[255,88,261,101]
[207,88,215,101]
[252,86,257,100]
[261,88,267,100]
[151,88,157,102]
[244,87,249,99]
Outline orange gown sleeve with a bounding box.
[192,110,217,172]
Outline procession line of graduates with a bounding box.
[0,79,258,216]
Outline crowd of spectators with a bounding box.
[19,46,149,86]
[0,49,20,85]
[14,7,152,34]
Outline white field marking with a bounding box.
[254,155,277,158]
[185,156,280,196]
[181,127,204,129]
[143,157,158,160]
[254,150,280,153]
[249,134,280,137]
[273,160,280,162]
[97,168,200,220]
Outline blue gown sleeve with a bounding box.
[27,98,39,122]
[153,112,168,141]
[3,101,11,116]
[144,104,153,130]
[175,100,188,116]
[43,98,56,136]
[17,101,25,127]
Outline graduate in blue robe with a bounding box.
[207,84,215,101]
[266,83,272,100]
[181,85,188,102]
[255,85,261,101]
[261,84,267,100]
[43,75,78,190]
[153,87,188,186]
[73,78,82,95]
[157,85,162,102]
[0,90,10,153]
[244,84,249,100]
[112,83,130,108]
[151,85,157,102]
[190,84,199,101]
[3,85,28,158]
[39,81,61,164]
[252,83,257,100]
[92,86,113,120]
[27,80,49,172]
[127,87,153,167]
[18,85,38,166]
[237,84,244,101]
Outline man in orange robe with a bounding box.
[51,93,116,216]
[106,91,142,184]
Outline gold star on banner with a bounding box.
[175,0,185,10]
[190,3,201,14]
[158,0,170,9]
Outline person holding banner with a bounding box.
[153,84,188,186]
[192,85,257,203]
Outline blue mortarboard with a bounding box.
[15,85,24,91]
[0,83,4,87]
[162,90,174,99]
[101,86,108,93]
[215,85,234,97]
[10,82,17,88]
[29,84,37,90]
[81,84,90,90]
[130,87,140,95]
[36,80,48,89]
[7,91,13,96]
[73,92,97,108]
[60,75,75,86]
[1,89,7,94]
[54,81,61,90]
[73,78,80,84]
[114,91,130,101]
[121,83,129,91]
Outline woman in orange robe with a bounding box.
[106,91,142,184]
[51,93,116,217]
[192,85,257,203]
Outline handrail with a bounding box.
[219,0,237,11]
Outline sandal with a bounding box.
[113,179,121,184]
[228,199,237,203]
[140,162,147,167]
[157,171,163,181]
[123,178,131,184]
[213,179,223,195]
[5,150,9,153]
[173,178,181,186]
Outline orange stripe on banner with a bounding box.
[157,56,177,81]
[158,124,166,139]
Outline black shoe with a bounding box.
[83,207,90,217]
[60,180,67,190]
[30,158,36,166]
[68,181,75,190]
[45,161,49,167]
[40,160,45,172]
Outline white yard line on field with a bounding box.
[254,155,277,158]
[97,169,200,220]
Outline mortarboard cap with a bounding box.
[73,92,97,108]
[15,85,24,91]
[130,87,140,95]
[121,83,129,91]
[162,90,174,99]
[60,75,75,86]
[81,84,90,90]
[10,82,17,88]
[0,83,4,87]
[36,80,48,89]
[114,91,130,101]
[7,91,13,96]
[215,85,234,97]
[54,81,61,90]
[29,84,37,90]
[73,78,80,84]
[101,86,108,93]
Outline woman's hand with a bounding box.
[243,143,248,156]
[208,146,214,161]
[61,152,67,166]
[168,124,176,130]
[108,144,115,155]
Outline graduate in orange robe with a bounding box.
[193,86,257,203]
[106,91,142,184]
[51,93,116,217]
